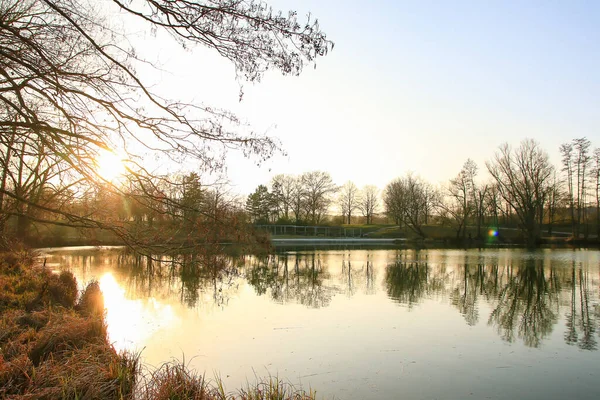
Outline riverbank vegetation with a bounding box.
[0,0,334,396]
[0,250,319,399]
[246,138,600,247]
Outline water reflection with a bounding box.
[248,254,334,308]
[564,264,597,350]
[385,252,430,309]
[43,247,600,352]
[383,250,599,350]
[99,273,177,352]
[487,260,559,347]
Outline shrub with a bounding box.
[78,281,105,316]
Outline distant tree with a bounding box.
[486,139,554,246]
[301,171,337,224]
[180,173,206,228]
[592,148,600,237]
[246,185,272,223]
[485,183,501,228]
[473,183,489,239]
[384,179,406,227]
[290,176,305,223]
[545,172,563,236]
[437,159,477,240]
[560,142,576,235]
[560,138,592,237]
[574,138,592,238]
[358,185,379,225]
[338,181,358,224]
[270,174,296,221]
[383,174,430,238]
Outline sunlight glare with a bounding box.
[96,150,126,181]
[99,273,178,352]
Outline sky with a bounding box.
[124,0,600,195]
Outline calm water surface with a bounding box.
[41,247,600,400]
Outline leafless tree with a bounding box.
[358,185,379,225]
[486,139,554,246]
[270,174,296,221]
[290,176,305,223]
[437,159,477,240]
[0,0,332,248]
[338,181,358,224]
[574,138,591,238]
[383,173,430,238]
[592,148,600,236]
[560,142,576,235]
[300,171,337,224]
[485,183,502,228]
[545,172,563,236]
[560,138,592,237]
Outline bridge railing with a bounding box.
[253,225,364,238]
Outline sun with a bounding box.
[96,150,126,181]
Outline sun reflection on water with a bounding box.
[99,273,178,352]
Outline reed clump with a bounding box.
[137,361,317,400]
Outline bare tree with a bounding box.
[560,138,592,238]
[573,138,591,238]
[301,171,337,224]
[486,139,554,246]
[437,159,477,240]
[383,174,430,238]
[338,181,358,224]
[545,172,562,236]
[592,148,600,237]
[560,142,576,235]
[290,176,305,224]
[486,183,502,228]
[270,174,296,221]
[358,185,379,225]
[473,183,489,239]
[0,0,332,247]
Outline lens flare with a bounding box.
[96,150,125,181]
[488,229,498,237]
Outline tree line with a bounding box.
[245,171,379,225]
[247,138,600,246]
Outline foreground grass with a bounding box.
[0,249,318,400]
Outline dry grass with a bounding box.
[236,375,317,400]
[0,251,137,399]
[136,360,317,400]
[1,250,321,400]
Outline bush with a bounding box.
[78,281,105,316]
[47,271,78,308]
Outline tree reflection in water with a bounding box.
[564,262,597,351]
[384,251,599,350]
[247,252,379,307]
[248,253,335,308]
[51,248,600,350]
[487,259,559,347]
[385,251,430,309]
[81,249,243,310]
[340,251,377,297]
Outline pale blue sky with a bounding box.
[130,0,600,193]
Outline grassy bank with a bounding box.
[0,249,317,399]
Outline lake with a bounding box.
[40,247,600,400]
